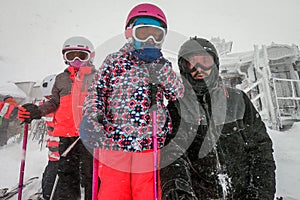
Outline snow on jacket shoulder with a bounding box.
[83,43,184,152]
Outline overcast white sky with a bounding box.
[1,0,300,84]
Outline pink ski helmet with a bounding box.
[125,3,167,29]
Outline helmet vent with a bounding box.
[42,82,48,88]
[157,14,164,18]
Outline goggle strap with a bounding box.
[184,67,197,73]
[125,28,133,39]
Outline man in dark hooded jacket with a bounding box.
[160,37,276,200]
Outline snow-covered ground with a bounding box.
[0,122,300,199]
[269,123,300,200]
[0,132,47,199]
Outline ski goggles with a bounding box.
[132,24,166,44]
[64,50,90,62]
[183,55,215,73]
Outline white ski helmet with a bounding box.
[41,74,56,97]
[62,36,95,63]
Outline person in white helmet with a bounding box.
[18,36,96,200]
[0,95,19,146]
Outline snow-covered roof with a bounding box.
[220,43,300,71]
[266,43,299,61]
[0,82,27,99]
[220,51,254,67]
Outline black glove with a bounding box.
[245,185,259,199]
[80,115,105,149]
[18,103,42,123]
[162,179,198,200]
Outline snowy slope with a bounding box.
[269,123,300,199]
[1,123,300,199]
[0,134,47,199]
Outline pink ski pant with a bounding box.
[97,149,161,200]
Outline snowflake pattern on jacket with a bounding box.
[83,43,184,152]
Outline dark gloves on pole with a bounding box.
[18,103,42,123]
[80,115,105,149]
[162,179,198,200]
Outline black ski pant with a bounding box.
[42,137,93,200]
[42,160,58,199]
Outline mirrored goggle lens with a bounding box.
[184,55,215,72]
[184,63,215,73]
[65,50,90,62]
[133,25,166,44]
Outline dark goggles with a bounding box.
[182,54,215,73]
[64,50,90,62]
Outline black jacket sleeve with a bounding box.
[160,100,198,200]
[161,157,198,200]
[162,100,199,165]
[242,92,276,199]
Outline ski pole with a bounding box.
[152,110,158,200]
[148,67,159,200]
[92,148,99,200]
[49,137,80,200]
[18,123,29,200]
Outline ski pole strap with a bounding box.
[149,83,158,107]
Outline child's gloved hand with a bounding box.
[80,115,105,149]
[18,103,42,123]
